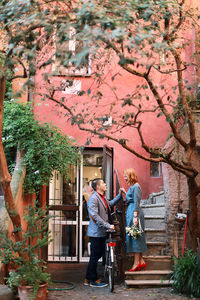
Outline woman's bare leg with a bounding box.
[131,253,140,268]
[140,254,145,264]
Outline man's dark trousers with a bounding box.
[86,237,106,282]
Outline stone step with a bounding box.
[125,279,173,287]
[144,218,166,230]
[143,255,172,270]
[0,285,14,300]
[125,270,172,281]
[150,192,165,204]
[141,204,165,217]
[146,241,167,256]
[144,215,165,219]
[125,255,172,271]
[145,228,167,243]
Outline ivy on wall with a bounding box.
[3,101,80,194]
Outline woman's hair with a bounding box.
[124,168,138,185]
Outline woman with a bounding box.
[124,168,147,271]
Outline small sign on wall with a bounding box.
[61,80,82,95]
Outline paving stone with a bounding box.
[0,285,14,300]
[47,263,194,300]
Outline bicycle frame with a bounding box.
[105,230,116,292]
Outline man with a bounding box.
[84,178,125,288]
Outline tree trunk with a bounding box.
[187,177,200,250]
[0,149,26,234]
[0,75,23,244]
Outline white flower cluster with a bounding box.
[126,225,142,240]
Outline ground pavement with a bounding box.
[47,263,195,300]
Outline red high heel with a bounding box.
[140,262,147,270]
[127,263,141,272]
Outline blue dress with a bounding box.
[126,183,147,253]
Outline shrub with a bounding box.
[171,249,200,298]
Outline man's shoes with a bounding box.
[90,279,108,288]
[83,278,90,286]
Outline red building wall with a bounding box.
[32,0,198,199]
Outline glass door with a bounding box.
[79,149,103,261]
[48,146,114,263]
[79,147,114,262]
[48,166,79,262]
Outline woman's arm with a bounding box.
[108,193,122,207]
[132,184,142,212]
[132,184,142,225]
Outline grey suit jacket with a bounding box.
[87,191,122,237]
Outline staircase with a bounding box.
[125,192,173,288]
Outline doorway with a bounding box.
[48,146,113,262]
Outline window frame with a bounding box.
[52,26,91,77]
[150,156,162,178]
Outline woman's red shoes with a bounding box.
[140,262,147,270]
[127,262,147,272]
[127,263,141,272]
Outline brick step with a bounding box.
[145,228,167,243]
[125,279,173,288]
[125,270,172,280]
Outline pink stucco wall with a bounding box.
[33,1,198,199]
[33,66,170,199]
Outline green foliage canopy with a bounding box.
[3,101,80,194]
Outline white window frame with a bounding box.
[52,27,91,77]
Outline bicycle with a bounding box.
[104,229,117,292]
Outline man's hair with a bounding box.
[91,178,102,191]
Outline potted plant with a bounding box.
[0,201,52,300]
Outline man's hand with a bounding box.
[110,224,115,230]
[119,188,126,195]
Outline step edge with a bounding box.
[125,279,173,285]
[147,241,167,245]
[145,228,166,232]
[143,255,172,259]
[141,204,165,208]
[125,270,172,275]
[144,216,165,219]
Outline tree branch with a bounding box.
[152,65,187,74]
[168,0,185,39]
[9,58,28,81]
[48,94,198,178]
[144,74,188,149]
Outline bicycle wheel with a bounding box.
[108,249,115,292]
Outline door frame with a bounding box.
[103,145,114,200]
[47,168,80,262]
[47,146,114,263]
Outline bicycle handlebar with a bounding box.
[106,229,116,233]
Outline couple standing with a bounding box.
[84,168,147,288]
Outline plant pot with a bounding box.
[18,283,47,300]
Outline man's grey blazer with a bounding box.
[87,191,122,237]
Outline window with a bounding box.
[150,156,162,178]
[53,27,91,76]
